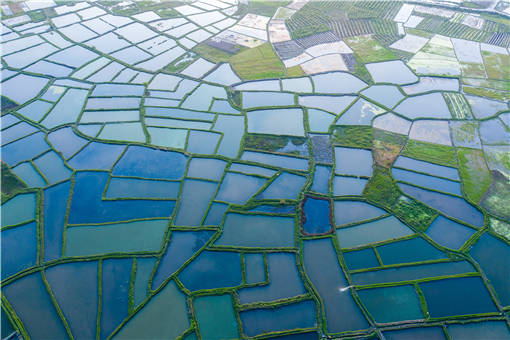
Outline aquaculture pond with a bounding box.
[2,1,509,339]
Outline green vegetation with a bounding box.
[372,18,398,37]
[418,17,491,43]
[462,78,510,91]
[1,96,18,111]
[111,5,139,16]
[138,0,180,16]
[103,0,180,16]
[156,8,179,18]
[462,1,485,9]
[227,89,241,107]
[482,51,510,80]
[480,170,510,220]
[230,43,285,80]
[273,7,295,20]
[388,48,414,63]
[405,28,434,38]
[245,134,288,151]
[239,0,290,17]
[353,61,372,84]
[457,148,492,203]
[402,140,458,168]
[364,167,437,232]
[244,135,307,155]
[345,35,397,63]
[489,217,510,241]
[451,121,479,146]
[136,0,181,9]
[285,3,330,39]
[286,1,401,39]
[164,52,198,73]
[373,129,407,168]
[28,10,46,22]
[485,146,510,172]
[460,62,486,78]
[288,22,330,40]
[480,13,510,26]
[193,44,237,63]
[443,92,472,119]
[463,85,510,101]
[331,126,373,149]
[285,65,305,77]
[1,163,26,201]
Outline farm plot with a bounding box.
[329,18,374,38]
[486,32,510,48]
[417,17,492,43]
[295,31,340,49]
[482,51,510,80]
[268,20,292,43]
[345,35,397,63]
[443,93,472,119]
[285,5,330,39]
[300,54,348,74]
[230,43,285,80]
[390,34,429,53]
[273,40,305,60]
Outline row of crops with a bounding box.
[328,18,374,38]
[443,93,472,120]
[416,15,510,47]
[286,1,402,39]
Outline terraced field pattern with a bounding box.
[1,0,510,339]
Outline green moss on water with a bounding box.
[482,51,510,81]
[463,86,510,101]
[460,62,486,78]
[332,126,373,149]
[227,90,241,108]
[489,217,510,241]
[244,135,288,151]
[1,96,18,112]
[244,135,307,155]
[457,148,492,203]
[462,78,510,92]
[1,162,26,201]
[443,92,472,119]
[480,170,510,220]
[163,52,198,73]
[402,140,458,168]
[364,167,437,232]
[451,121,483,149]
